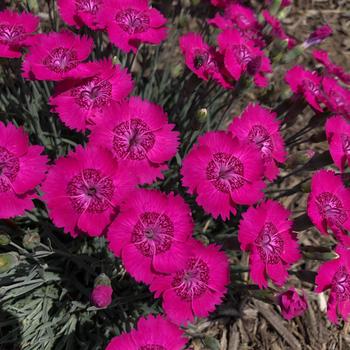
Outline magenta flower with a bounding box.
[151,240,229,325]
[285,66,324,111]
[179,33,230,88]
[89,97,179,184]
[326,116,350,172]
[307,170,350,246]
[49,59,133,131]
[41,145,137,237]
[0,10,39,58]
[0,122,47,219]
[22,31,93,81]
[181,131,265,220]
[304,24,333,48]
[98,0,167,53]
[91,285,113,308]
[107,189,194,284]
[228,104,286,181]
[238,200,301,288]
[218,29,272,87]
[106,314,187,350]
[315,245,350,324]
[211,0,238,8]
[58,0,105,30]
[278,288,308,320]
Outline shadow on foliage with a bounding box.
[0,307,22,350]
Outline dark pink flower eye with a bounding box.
[316,191,347,225]
[139,345,166,350]
[115,8,150,34]
[342,134,350,154]
[193,50,217,71]
[0,24,24,43]
[332,266,350,301]
[75,0,101,14]
[232,44,252,65]
[0,146,20,193]
[248,125,273,159]
[43,47,78,73]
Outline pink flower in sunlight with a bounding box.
[278,288,308,320]
[49,59,133,131]
[89,96,179,184]
[238,200,300,288]
[0,122,47,219]
[0,10,39,58]
[41,145,137,238]
[107,189,194,284]
[98,0,167,53]
[228,104,286,181]
[22,31,93,81]
[181,131,265,220]
[326,115,350,172]
[304,24,333,48]
[307,170,350,246]
[106,315,187,350]
[316,245,350,324]
[151,240,229,325]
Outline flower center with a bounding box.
[0,24,25,44]
[232,44,253,66]
[0,146,20,193]
[75,0,101,14]
[132,211,174,257]
[193,49,217,71]
[112,118,155,160]
[332,266,350,301]
[316,191,347,225]
[255,222,283,264]
[248,125,273,159]
[139,346,166,350]
[43,47,78,73]
[303,79,321,96]
[66,168,114,214]
[342,134,350,155]
[206,152,245,193]
[172,257,210,300]
[115,8,150,34]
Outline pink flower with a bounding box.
[228,104,286,181]
[151,240,229,325]
[211,0,238,8]
[89,96,179,184]
[307,170,350,246]
[181,131,265,220]
[326,115,350,172]
[278,288,308,320]
[107,189,194,284]
[0,10,39,58]
[0,122,47,219]
[22,31,93,81]
[179,33,230,88]
[304,24,333,48]
[58,0,105,30]
[238,200,300,288]
[285,66,324,111]
[98,0,167,53]
[218,29,271,87]
[106,314,187,350]
[41,145,137,237]
[91,285,113,308]
[315,245,350,323]
[49,59,133,131]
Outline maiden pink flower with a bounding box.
[0,10,39,58]
[89,96,179,184]
[49,59,133,131]
[107,189,194,284]
[22,31,93,81]
[325,115,350,172]
[181,131,265,220]
[41,145,137,237]
[151,240,229,325]
[91,285,113,308]
[98,0,167,53]
[304,24,333,48]
[106,314,187,350]
[315,245,350,323]
[238,200,300,288]
[278,288,308,320]
[228,104,286,181]
[0,122,47,219]
[307,170,350,246]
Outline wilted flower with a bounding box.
[278,288,308,320]
[304,24,333,48]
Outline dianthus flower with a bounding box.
[98,0,167,53]
[315,245,350,323]
[89,96,179,184]
[107,189,194,284]
[0,122,47,218]
[22,31,93,81]
[106,315,187,350]
[181,131,265,220]
[49,59,133,131]
[278,288,308,320]
[307,170,350,246]
[151,240,229,325]
[42,145,137,237]
[325,115,350,172]
[228,104,286,181]
[304,24,333,48]
[0,10,39,58]
[238,200,300,288]
[211,0,239,8]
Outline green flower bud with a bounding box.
[195,108,208,122]
[22,231,41,250]
[0,233,10,246]
[94,273,111,287]
[0,253,19,273]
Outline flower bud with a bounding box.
[22,231,40,250]
[278,288,308,320]
[0,253,19,273]
[303,24,333,48]
[91,285,113,309]
[195,108,208,122]
[0,233,10,246]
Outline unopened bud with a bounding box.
[0,233,10,246]
[195,108,208,122]
[112,56,121,65]
[91,274,113,308]
[0,253,19,273]
[23,231,40,250]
